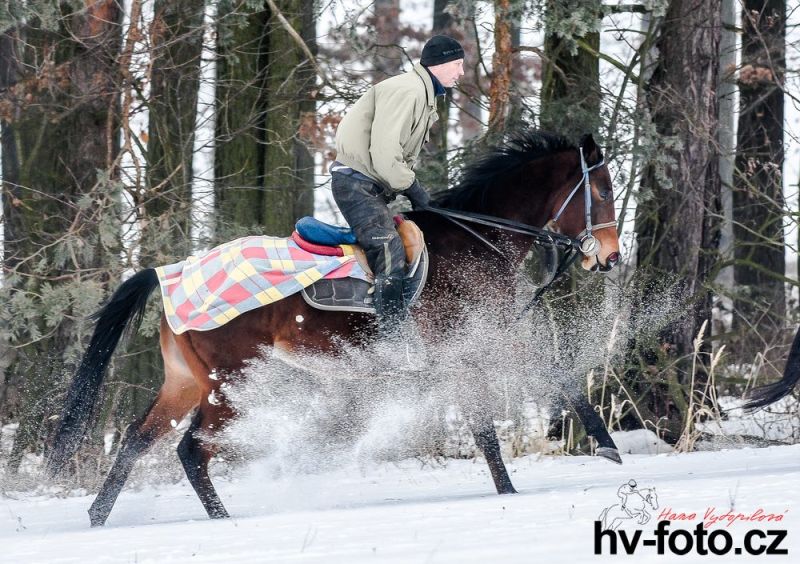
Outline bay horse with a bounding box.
[46,131,621,526]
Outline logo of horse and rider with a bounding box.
[599,479,659,530]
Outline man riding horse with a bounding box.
[331,35,465,336]
[46,31,624,525]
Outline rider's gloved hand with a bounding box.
[402,179,431,210]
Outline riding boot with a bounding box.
[373,274,407,338]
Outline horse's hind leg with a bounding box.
[177,403,230,519]
[89,319,200,526]
[470,412,517,495]
[88,411,163,527]
[88,385,198,526]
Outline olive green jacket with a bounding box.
[334,63,439,192]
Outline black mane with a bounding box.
[434,130,576,210]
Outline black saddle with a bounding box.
[295,217,429,314]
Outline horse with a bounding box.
[45,131,621,526]
[599,488,659,530]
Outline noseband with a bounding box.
[549,147,616,257]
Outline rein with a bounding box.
[424,147,611,316]
[425,206,581,251]
[425,204,581,318]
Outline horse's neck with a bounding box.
[455,160,565,265]
[477,157,569,229]
[428,153,576,267]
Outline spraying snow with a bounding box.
[217,273,686,476]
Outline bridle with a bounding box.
[424,147,615,315]
[548,147,616,257]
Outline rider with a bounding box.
[331,35,465,336]
[617,479,639,514]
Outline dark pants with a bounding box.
[332,172,406,279]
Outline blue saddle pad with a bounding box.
[295,217,358,246]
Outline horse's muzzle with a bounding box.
[592,251,620,273]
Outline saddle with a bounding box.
[294,216,429,313]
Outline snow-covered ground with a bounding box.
[1,440,797,563]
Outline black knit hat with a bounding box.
[420,35,464,67]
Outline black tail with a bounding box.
[45,268,159,476]
[744,326,800,411]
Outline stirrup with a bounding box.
[374,275,407,331]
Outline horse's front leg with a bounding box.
[468,411,517,495]
[570,392,622,464]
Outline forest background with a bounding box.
[0,0,798,484]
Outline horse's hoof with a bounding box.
[88,514,107,527]
[209,507,231,519]
[88,506,108,527]
[597,447,623,465]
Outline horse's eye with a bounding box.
[599,189,612,201]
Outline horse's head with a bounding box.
[548,134,620,272]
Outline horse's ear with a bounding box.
[580,134,602,163]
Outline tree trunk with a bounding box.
[262,0,315,236]
[214,8,270,239]
[716,0,736,328]
[506,9,524,130]
[487,0,513,138]
[632,0,722,441]
[214,0,315,239]
[732,0,786,357]
[0,29,23,425]
[540,0,601,139]
[425,0,459,192]
[145,0,204,262]
[371,0,403,80]
[0,1,123,469]
[294,0,317,222]
[457,2,483,141]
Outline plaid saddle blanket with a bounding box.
[155,235,369,334]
